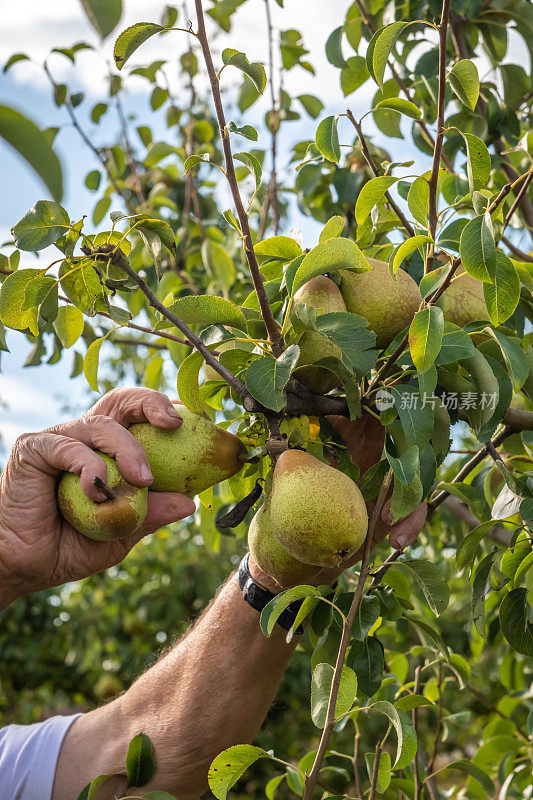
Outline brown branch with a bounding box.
[346,110,416,237]
[264,0,279,236]
[368,740,383,800]
[428,425,512,513]
[43,63,136,214]
[413,666,422,800]
[87,244,248,397]
[427,0,452,273]
[466,684,529,742]
[193,0,284,356]
[503,172,533,233]
[111,336,167,350]
[302,472,393,800]
[115,89,146,205]
[494,140,533,238]
[352,729,362,798]
[500,235,533,262]
[425,663,443,775]
[441,495,512,546]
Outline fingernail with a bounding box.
[166,406,181,418]
[140,464,154,482]
[396,534,407,549]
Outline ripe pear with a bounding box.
[129,405,245,496]
[248,496,320,588]
[435,268,488,326]
[270,449,368,567]
[57,453,148,541]
[339,258,421,348]
[293,275,346,394]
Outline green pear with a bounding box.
[57,453,148,541]
[248,495,320,588]
[270,449,368,567]
[129,405,246,495]
[340,258,421,348]
[435,268,488,326]
[202,340,235,383]
[293,275,346,394]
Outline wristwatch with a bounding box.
[238,553,304,634]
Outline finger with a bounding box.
[388,502,427,550]
[86,387,182,430]
[380,497,394,526]
[14,431,110,502]
[120,492,196,548]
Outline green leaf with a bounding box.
[92,196,110,226]
[254,236,302,263]
[208,745,269,800]
[292,237,369,295]
[244,345,300,412]
[399,559,450,616]
[260,586,321,636]
[311,663,357,728]
[365,751,391,794]
[386,444,419,486]
[351,595,380,641]
[460,133,491,193]
[184,153,211,173]
[434,323,475,365]
[484,329,529,391]
[395,695,434,712]
[234,152,262,190]
[297,94,324,118]
[319,216,345,242]
[456,521,494,570]
[483,251,520,325]
[409,306,444,373]
[374,97,421,119]
[355,176,398,225]
[315,312,377,375]
[325,27,346,68]
[53,305,84,348]
[366,22,409,89]
[125,732,155,787]
[392,236,431,274]
[440,760,495,795]
[83,337,104,392]
[80,0,122,39]
[347,636,384,697]
[448,59,479,111]
[3,53,30,72]
[77,775,114,800]
[315,116,340,162]
[371,700,417,768]
[0,269,43,335]
[165,295,247,331]
[177,349,205,413]
[499,588,533,656]
[340,56,368,96]
[113,23,164,69]
[407,177,430,228]
[460,215,496,283]
[226,121,258,141]
[221,49,266,93]
[390,385,434,450]
[0,105,63,201]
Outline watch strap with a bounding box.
[238,553,304,635]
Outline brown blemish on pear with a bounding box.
[129,405,246,496]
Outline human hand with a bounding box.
[0,388,195,609]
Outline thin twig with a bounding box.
[413,666,422,800]
[425,664,443,775]
[87,244,248,397]
[368,740,383,800]
[426,0,452,273]
[346,110,415,237]
[302,472,393,800]
[264,0,279,235]
[193,0,283,355]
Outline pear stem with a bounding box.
[93,476,116,501]
[302,470,393,800]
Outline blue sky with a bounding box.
[0,1,527,454]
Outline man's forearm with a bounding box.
[53,573,296,800]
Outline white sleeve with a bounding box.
[0,713,82,800]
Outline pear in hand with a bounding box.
[293,275,346,394]
[58,453,148,541]
[129,405,245,496]
[340,258,421,348]
[270,449,368,567]
[248,495,320,588]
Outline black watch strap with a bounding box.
[238,553,304,635]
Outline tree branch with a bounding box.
[426,0,452,273]
[264,0,279,236]
[346,110,416,237]
[302,471,393,800]
[115,88,146,206]
[193,0,284,356]
[86,244,248,397]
